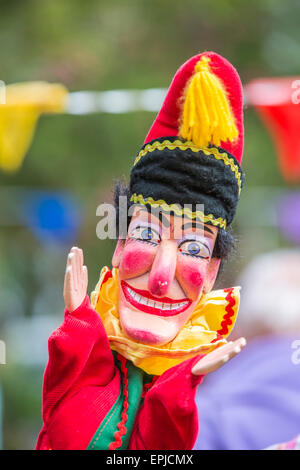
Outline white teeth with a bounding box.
[126,286,188,311]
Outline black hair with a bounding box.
[113,180,236,266]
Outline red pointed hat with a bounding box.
[130,51,244,229]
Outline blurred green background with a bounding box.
[0,0,299,449]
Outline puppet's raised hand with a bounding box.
[63,246,88,313]
[192,337,246,376]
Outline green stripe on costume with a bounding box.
[87,354,144,450]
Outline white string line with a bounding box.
[66,88,168,114]
[66,86,252,115]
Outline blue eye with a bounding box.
[141,228,153,240]
[129,226,160,244]
[187,242,200,255]
[179,240,210,259]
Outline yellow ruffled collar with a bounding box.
[91,266,240,376]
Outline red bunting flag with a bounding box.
[246,77,300,183]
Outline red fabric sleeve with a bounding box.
[36,295,120,450]
[128,355,205,450]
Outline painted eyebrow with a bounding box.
[158,211,171,228]
[144,208,171,228]
[180,221,214,235]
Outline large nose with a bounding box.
[148,240,177,297]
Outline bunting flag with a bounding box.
[1,75,300,180]
[0,81,68,172]
[246,77,300,183]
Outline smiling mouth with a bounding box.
[121,280,192,317]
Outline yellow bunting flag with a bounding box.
[0,82,68,172]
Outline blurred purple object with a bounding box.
[276,192,300,244]
[194,335,300,450]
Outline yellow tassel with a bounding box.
[179,56,238,147]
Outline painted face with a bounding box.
[113,207,220,345]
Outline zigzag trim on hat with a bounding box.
[130,193,227,229]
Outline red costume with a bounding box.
[36,295,203,450]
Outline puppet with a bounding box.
[36,51,246,450]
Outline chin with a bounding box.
[122,324,170,345]
[119,306,180,346]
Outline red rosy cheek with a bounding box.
[119,241,155,278]
[177,258,206,299]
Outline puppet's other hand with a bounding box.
[63,247,88,313]
[191,337,246,376]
